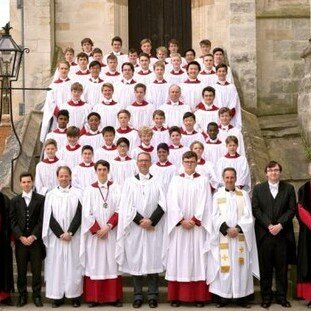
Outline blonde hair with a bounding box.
[138,126,153,137]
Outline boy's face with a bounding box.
[171,56,181,68]
[169,43,178,53]
[82,149,93,163]
[216,67,227,80]
[90,65,101,78]
[182,157,197,175]
[102,86,113,99]
[139,56,150,70]
[96,164,109,181]
[103,131,115,145]
[187,64,200,79]
[118,113,130,127]
[185,51,195,63]
[141,133,152,145]
[122,65,134,79]
[170,131,181,145]
[65,51,74,63]
[200,44,211,55]
[169,86,181,102]
[93,53,103,62]
[117,142,129,156]
[154,66,164,78]
[78,57,88,69]
[183,116,195,130]
[153,114,165,127]
[156,50,166,60]
[157,148,168,163]
[141,42,152,54]
[112,40,122,53]
[67,135,79,146]
[57,115,69,129]
[71,89,83,101]
[227,141,238,154]
[88,115,100,131]
[82,42,93,53]
[107,59,118,71]
[135,87,145,102]
[203,91,215,105]
[191,143,203,159]
[203,56,214,69]
[58,64,69,78]
[207,125,219,140]
[128,52,138,64]
[45,144,57,158]
[214,51,224,64]
[219,112,231,125]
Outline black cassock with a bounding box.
[0,192,14,294]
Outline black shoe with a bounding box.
[261,301,271,309]
[170,300,181,307]
[277,300,291,308]
[195,302,205,307]
[111,300,123,307]
[308,302,311,308]
[132,300,143,308]
[148,299,158,308]
[238,301,251,308]
[72,298,81,308]
[52,299,64,308]
[88,302,99,308]
[1,297,14,306]
[34,297,43,307]
[16,296,27,307]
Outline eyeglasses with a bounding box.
[183,160,196,164]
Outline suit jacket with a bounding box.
[10,191,45,240]
[252,180,297,264]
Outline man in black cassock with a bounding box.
[0,191,14,306]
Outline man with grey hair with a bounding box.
[116,152,166,309]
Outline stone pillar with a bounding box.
[298,39,311,145]
[228,0,257,112]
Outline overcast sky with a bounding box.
[0,0,10,28]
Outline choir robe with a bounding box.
[127,101,154,129]
[212,82,242,129]
[213,65,234,84]
[83,78,104,108]
[134,70,154,85]
[42,186,83,299]
[297,181,311,301]
[146,80,171,110]
[180,79,205,111]
[151,126,170,147]
[198,70,217,87]
[149,161,177,195]
[114,79,137,108]
[40,78,72,142]
[216,153,251,192]
[168,145,189,168]
[80,181,122,303]
[165,69,188,85]
[194,103,220,133]
[70,70,91,85]
[165,173,212,302]
[94,145,118,163]
[218,124,246,156]
[57,144,82,170]
[72,162,97,190]
[158,102,191,128]
[116,174,166,275]
[99,71,121,84]
[57,100,91,130]
[45,128,67,151]
[92,100,122,128]
[181,129,205,148]
[103,53,128,72]
[35,157,65,195]
[110,156,138,188]
[204,138,227,167]
[207,187,259,298]
[115,127,140,154]
[166,57,187,69]
[131,144,157,163]
[79,130,104,150]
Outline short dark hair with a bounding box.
[66,126,80,137]
[207,122,218,130]
[102,126,115,136]
[153,109,165,119]
[87,112,101,120]
[225,135,239,145]
[89,60,101,68]
[95,160,110,171]
[82,145,94,153]
[81,38,94,46]
[216,63,228,72]
[116,137,130,147]
[57,109,69,119]
[121,62,134,72]
[111,36,122,45]
[56,166,72,177]
[265,161,283,173]
[157,143,169,152]
[213,47,224,55]
[184,48,196,57]
[182,151,198,161]
[139,52,150,59]
[186,61,201,72]
[134,83,146,92]
[20,172,33,182]
[76,52,89,61]
[92,47,103,55]
[222,167,237,177]
[202,86,215,97]
[183,112,196,121]
[169,126,181,136]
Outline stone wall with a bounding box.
[256,0,310,116]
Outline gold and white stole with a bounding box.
[217,188,246,273]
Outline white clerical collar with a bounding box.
[217,80,228,85]
[56,127,66,133]
[170,100,179,106]
[58,185,70,193]
[220,124,230,131]
[141,142,151,148]
[22,190,33,199]
[184,172,195,180]
[123,78,133,84]
[82,162,92,167]
[88,129,99,135]
[72,99,80,104]
[103,97,113,103]
[59,77,68,82]
[184,129,195,135]
[118,155,128,161]
[208,137,219,143]
[98,180,109,188]
[78,68,88,73]
[90,77,100,83]
[113,51,121,56]
[203,102,214,110]
[268,181,279,189]
[139,173,150,181]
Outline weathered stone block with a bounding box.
[56,23,70,30]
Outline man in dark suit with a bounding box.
[252,161,296,308]
[10,172,45,307]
